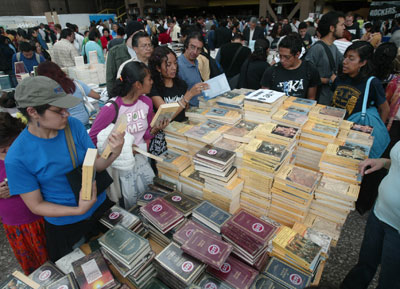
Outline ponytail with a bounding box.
[111,61,149,97]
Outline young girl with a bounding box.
[0,112,48,274]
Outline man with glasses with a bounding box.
[177,31,204,107]
[261,33,320,100]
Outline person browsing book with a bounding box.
[148,46,208,156]
[4,76,124,262]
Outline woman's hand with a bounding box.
[150,119,170,135]
[0,181,10,199]
[78,181,97,215]
[108,131,125,157]
[189,82,210,98]
[359,158,387,176]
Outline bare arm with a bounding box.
[378,100,390,123]
[307,86,317,100]
[88,89,100,100]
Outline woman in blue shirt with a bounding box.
[82,29,105,64]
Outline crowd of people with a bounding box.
[0,10,400,289]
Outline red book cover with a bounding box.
[181,230,232,269]
[72,250,115,289]
[173,220,221,245]
[207,256,258,289]
[140,198,184,232]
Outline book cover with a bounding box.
[224,120,258,138]
[29,261,64,288]
[46,273,78,289]
[249,139,287,161]
[98,225,149,264]
[250,275,287,289]
[138,190,167,205]
[245,89,286,104]
[277,164,321,191]
[286,105,310,115]
[151,103,180,127]
[155,242,205,284]
[196,145,235,165]
[163,191,201,216]
[217,91,242,99]
[1,272,40,289]
[206,107,229,117]
[142,278,171,289]
[263,257,311,289]
[181,230,233,269]
[72,250,114,289]
[141,198,184,232]
[207,256,258,289]
[193,201,232,230]
[99,205,139,229]
[81,148,97,200]
[55,248,86,274]
[214,138,242,152]
[173,220,221,245]
[198,274,234,289]
[285,96,317,107]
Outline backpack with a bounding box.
[16,52,41,64]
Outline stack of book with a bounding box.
[270,164,321,226]
[156,150,192,183]
[206,255,258,289]
[140,198,185,245]
[223,120,259,143]
[221,210,278,270]
[184,120,231,155]
[311,175,360,225]
[215,90,246,111]
[185,107,241,125]
[154,242,206,289]
[29,261,65,288]
[98,225,154,283]
[72,250,117,289]
[303,214,342,246]
[296,121,339,171]
[99,205,142,231]
[173,219,221,245]
[308,104,346,128]
[271,226,323,274]
[192,201,232,233]
[255,122,300,152]
[214,138,246,168]
[179,166,205,199]
[282,96,317,111]
[244,89,287,123]
[162,191,202,217]
[336,121,374,148]
[319,143,367,184]
[271,109,308,129]
[163,121,192,155]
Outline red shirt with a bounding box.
[158,33,172,44]
[100,35,113,50]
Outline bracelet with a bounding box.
[178,99,186,108]
[181,97,188,104]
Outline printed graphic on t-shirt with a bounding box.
[332,85,360,115]
[164,94,184,103]
[126,109,148,135]
[277,79,305,97]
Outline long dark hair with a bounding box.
[37,61,75,94]
[249,38,269,62]
[373,42,397,81]
[112,61,149,97]
[149,46,182,95]
[0,112,26,148]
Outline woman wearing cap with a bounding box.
[4,76,124,262]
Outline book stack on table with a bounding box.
[243,89,287,123]
[270,164,322,227]
[214,90,246,111]
[179,165,205,199]
[336,121,374,148]
[192,201,232,234]
[173,219,222,245]
[271,109,308,129]
[154,242,206,289]
[185,107,242,126]
[303,214,342,246]
[163,121,192,155]
[98,225,154,287]
[221,210,278,271]
[156,150,192,185]
[308,104,346,128]
[29,261,66,288]
[213,137,246,168]
[99,205,143,233]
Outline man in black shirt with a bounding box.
[214,20,232,48]
[345,13,360,40]
[260,33,320,99]
[298,22,312,50]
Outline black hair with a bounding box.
[280,24,292,37]
[6,30,16,36]
[0,112,26,148]
[112,61,149,97]
[19,41,34,52]
[278,33,303,55]
[117,26,125,36]
[103,27,110,34]
[88,29,100,41]
[27,28,36,40]
[60,28,73,39]
[373,42,397,80]
[250,38,269,62]
[18,104,50,122]
[372,21,381,33]
[132,31,149,47]
[232,33,244,41]
[149,46,183,96]
[270,23,282,38]
[318,11,345,38]
[298,22,307,30]
[220,20,228,27]
[158,26,166,34]
[343,41,374,80]
[183,31,204,51]
[17,28,28,39]
[0,91,16,108]
[364,22,372,31]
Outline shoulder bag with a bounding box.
[74,80,96,116]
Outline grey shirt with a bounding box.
[305,41,343,105]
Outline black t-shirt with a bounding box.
[332,75,386,118]
[260,60,321,98]
[302,33,312,49]
[238,59,270,90]
[148,79,188,122]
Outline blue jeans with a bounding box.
[340,211,400,289]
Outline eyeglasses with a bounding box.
[138,43,153,49]
[47,108,69,117]
[188,44,203,53]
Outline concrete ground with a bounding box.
[0,211,379,288]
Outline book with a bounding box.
[245,89,286,104]
[72,250,115,289]
[99,205,140,229]
[1,271,40,289]
[133,146,164,162]
[195,145,235,165]
[181,229,233,269]
[272,110,308,128]
[223,120,258,143]
[150,103,180,127]
[207,256,258,289]
[162,191,201,216]
[81,148,97,200]
[193,201,232,233]
[46,273,78,289]
[263,257,312,289]
[173,219,221,245]
[101,114,127,159]
[137,190,167,206]
[55,248,86,274]
[198,274,234,289]
[29,261,64,288]
[283,96,317,108]
[142,278,171,289]
[250,275,287,289]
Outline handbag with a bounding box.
[74,80,96,116]
[64,122,113,204]
[348,76,390,158]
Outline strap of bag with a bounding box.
[316,41,336,74]
[106,99,119,124]
[360,76,376,122]
[74,80,89,102]
[227,46,243,75]
[65,123,78,169]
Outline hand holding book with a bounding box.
[77,180,97,215]
[189,82,209,97]
[150,118,170,132]
[359,158,389,175]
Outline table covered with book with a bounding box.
[2,88,375,289]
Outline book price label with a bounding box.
[144,194,153,200]
[205,283,218,289]
[39,270,51,280]
[109,212,120,219]
[290,274,302,285]
[185,229,194,238]
[220,262,231,273]
[152,204,163,212]
[182,261,194,272]
[252,223,264,233]
[207,149,218,155]
[172,196,182,202]
[208,245,220,255]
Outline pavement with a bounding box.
[0,210,379,288]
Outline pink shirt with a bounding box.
[0,160,42,225]
[90,95,155,147]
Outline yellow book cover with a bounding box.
[150,102,180,127]
[272,110,308,127]
[324,143,368,163]
[283,96,317,108]
[316,176,359,201]
[309,104,346,121]
[301,121,339,139]
[275,164,321,192]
